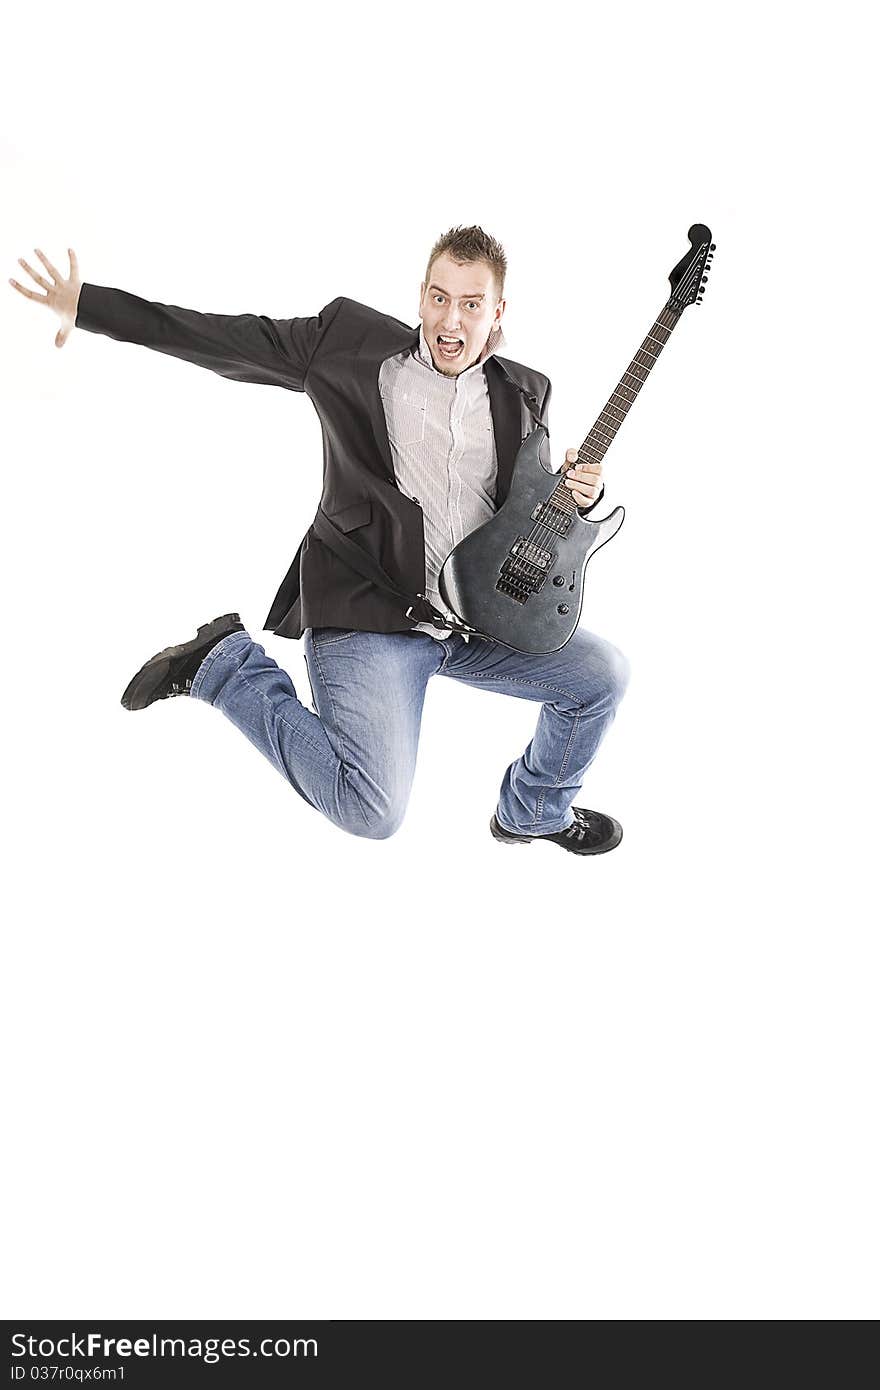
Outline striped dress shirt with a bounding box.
[379,320,507,639]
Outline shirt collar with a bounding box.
[416,320,506,376]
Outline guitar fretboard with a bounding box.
[553,300,683,513]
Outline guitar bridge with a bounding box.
[496,536,555,604]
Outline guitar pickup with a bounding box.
[530,502,573,535]
[510,536,553,569]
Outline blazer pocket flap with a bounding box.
[329,500,372,532]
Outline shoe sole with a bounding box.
[121,613,243,711]
[489,813,622,855]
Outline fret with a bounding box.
[601,414,626,432]
[571,299,683,484]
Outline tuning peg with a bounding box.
[710,243,716,251]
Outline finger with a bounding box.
[8,277,47,303]
[68,248,78,276]
[565,477,599,497]
[18,257,51,291]
[55,326,68,348]
[575,462,602,475]
[565,448,579,462]
[34,248,62,282]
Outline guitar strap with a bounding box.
[310,507,482,637]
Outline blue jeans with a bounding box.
[189,626,630,840]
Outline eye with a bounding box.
[466,301,479,311]
[433,294,445,304]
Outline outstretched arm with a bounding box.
[9,247,343,392]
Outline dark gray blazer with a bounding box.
[75,285,603,638]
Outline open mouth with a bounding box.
[437,334,464,360]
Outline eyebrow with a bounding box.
[429,284,486,300]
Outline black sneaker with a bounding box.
[121,613,245,711]
[489,805,622,855]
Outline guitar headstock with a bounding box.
[666,223,715,313]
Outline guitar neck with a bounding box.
[555,299,685,506]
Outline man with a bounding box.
[9,227,630,854]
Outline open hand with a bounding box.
[562,447,602,506]
[9,247,82,348]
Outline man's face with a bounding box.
[418,252,505,377]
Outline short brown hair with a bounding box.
[424,225,507,302]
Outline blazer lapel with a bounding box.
[485,358,527,506]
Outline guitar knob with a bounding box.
[557,604,570,615]
[553,575,565,586]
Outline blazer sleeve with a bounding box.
[74,283,345,392]
[540,377,606,517]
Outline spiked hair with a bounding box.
[423,225,507,302]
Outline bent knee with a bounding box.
[356,811,405,841]
[580,637,631,708]
[342,794,408,841]
[604,642,631,701]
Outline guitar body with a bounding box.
[439,426,625,654]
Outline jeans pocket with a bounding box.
[309,627,358,646]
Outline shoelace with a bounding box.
[564,809,595,841]
[564,821,589,840]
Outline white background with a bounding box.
[2,0,876,1321]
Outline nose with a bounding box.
[442,303,462,331]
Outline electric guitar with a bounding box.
[438,223,715,654]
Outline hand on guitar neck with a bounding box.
[561,447,603,509]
